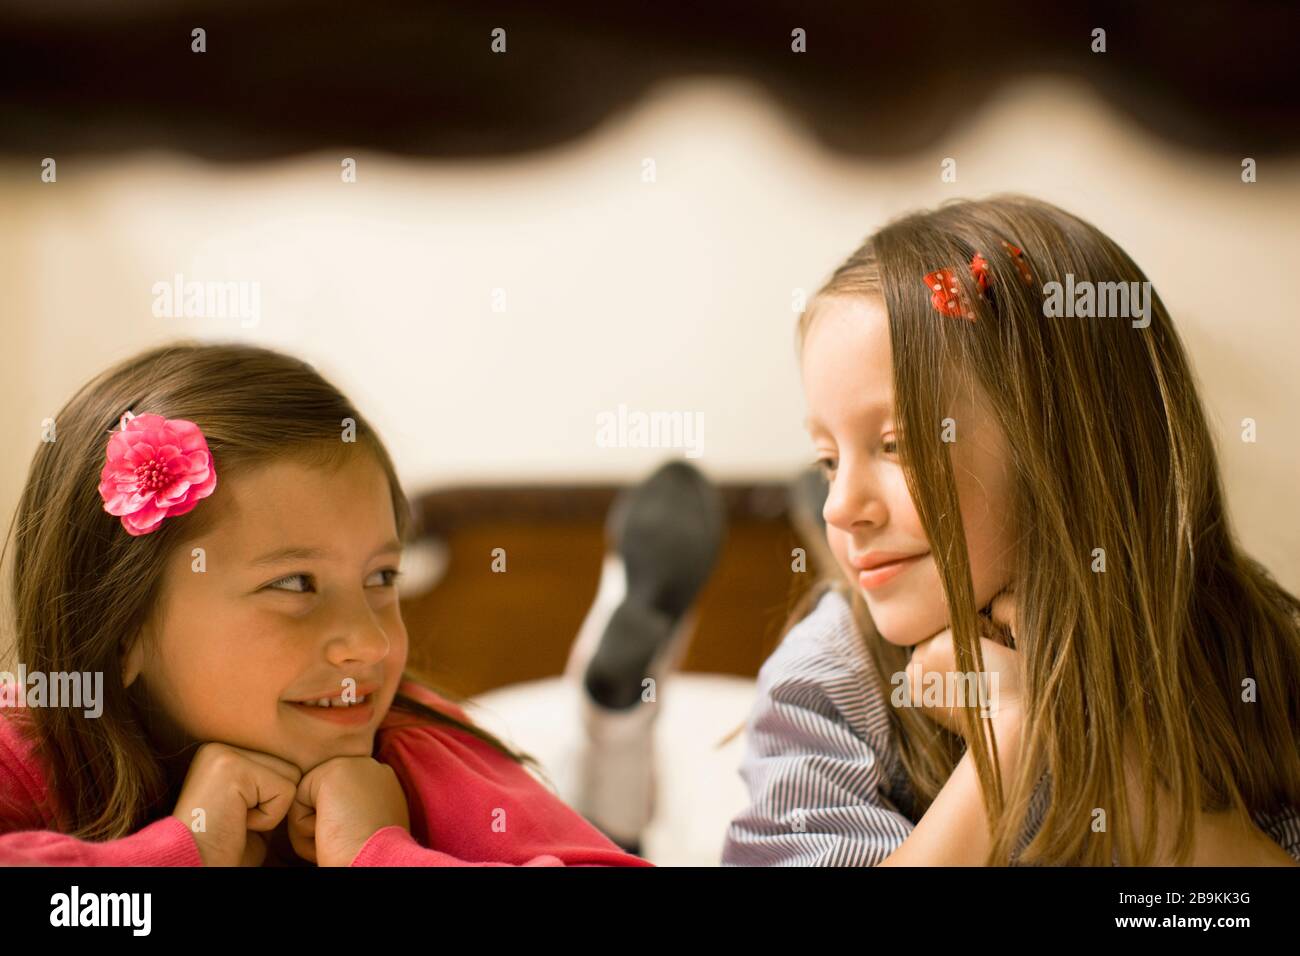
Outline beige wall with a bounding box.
[2,75,1297,596]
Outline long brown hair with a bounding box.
[2,341,536,841]
[798,194,1300,864]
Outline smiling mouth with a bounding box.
[284,696,377,726]
[289,693,370,708]
[856,553,928,590]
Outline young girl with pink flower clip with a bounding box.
[0,342,652,868]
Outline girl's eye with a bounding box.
[814,456,838,477]
[882,439,899,455]
[267,573,313,593]
[368,568,403,588]
[265,569,403,592]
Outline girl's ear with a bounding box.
[121,628,147,689]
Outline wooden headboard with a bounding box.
[398,482,823,698]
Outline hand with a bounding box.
[288,756,410,867]
[171,742,303,867]
[904,589,1022,737]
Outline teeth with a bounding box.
[298,694,368,708]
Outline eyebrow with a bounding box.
[249,538,404,567]
[805,400,892,431]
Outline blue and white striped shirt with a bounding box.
[722,588,1300,866]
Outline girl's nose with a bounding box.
[822,461,886,531]
[325,599,392,666]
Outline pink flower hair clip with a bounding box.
[923,239,1035,321]
[98,410,218,536]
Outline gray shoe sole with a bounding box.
[583,461,725,709]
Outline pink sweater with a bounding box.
[0,679,652,867]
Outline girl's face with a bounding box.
[122,451,408,773]
[801,294,1017,646]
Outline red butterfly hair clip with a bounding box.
[923,240,1034,321]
